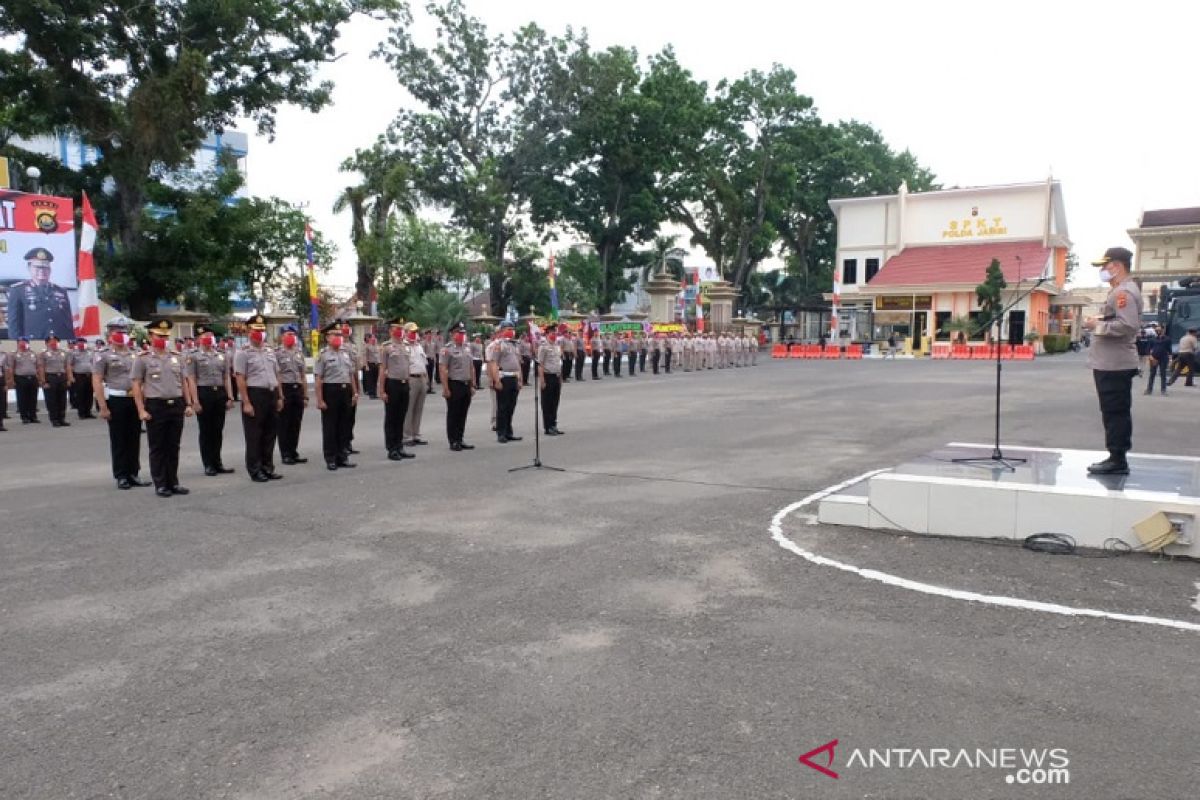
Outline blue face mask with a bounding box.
[1099,268,1114,283]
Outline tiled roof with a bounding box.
[1140,208,1200,228]
[869,241,1051,287]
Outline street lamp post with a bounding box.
[25,166,42,193]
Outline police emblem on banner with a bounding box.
[31,199,60,233]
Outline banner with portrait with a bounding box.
[0,191,78,339]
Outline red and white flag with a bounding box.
[74,192,101,337]
[830,264,841,336]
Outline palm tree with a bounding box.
[407,289,467,334]
[942,315,976,344]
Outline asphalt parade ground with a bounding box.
[2,352,1198,800]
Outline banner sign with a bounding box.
[1,191,79,340]
[875,295,932,311]
[651,322,686,333]
[589,321,648,335]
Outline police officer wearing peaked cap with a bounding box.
[7,247,74,341]
[132,318,193,497]
[314,320,359,469]
[440,321,477,451]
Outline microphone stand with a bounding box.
[509,346,564,473]
[952,275,1050,471]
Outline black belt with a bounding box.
[283,381,303,387]
[449,378,470,384]
[146,397,184,405]
[199,384,224,389]
[247,386,275,392]
[386,377,408,384]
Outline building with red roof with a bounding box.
[826,180,1070,351]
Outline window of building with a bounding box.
[842,258,858,285]
[865,258,880,282]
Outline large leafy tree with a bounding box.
[375,215,475,319]
[528,47,706,313]
[229,197,336,313]
[0,0,404,317]
[667,65,816,294]
[377,0,578,315]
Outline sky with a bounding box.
[244,0,1200,292]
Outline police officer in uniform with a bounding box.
[470,333,485,386]
[235,313,284,482]
[589,333,602,380]
[276,324,309,465]
[335,320,361,455]
[440,322,477,451]
[132,319,192,497]
[0,346,12,430]
[37,334,72,426]
[1084,247,1143,476]
[314,321,358,470]
[94,317,149,489]
[363,334,381,399]
[489,320,524,443]
[573,331,586,381]
[187,323,235,476]
[7,247,74,341]
[378,318,416,462]
[560,331,574,382]
[68,338,96,418]
[404,323,429,446]
[537,324,565,436]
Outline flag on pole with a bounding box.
[305,223,319,330]
[694,272,704,333]
[547,251,559,321]
[74,192,101,337]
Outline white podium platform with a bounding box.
[818,444,1200,557]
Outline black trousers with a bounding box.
[496,376,519,438]
[445,379,472,444]
[602,352,611,375]
[1147,360,1169,393]
[145,397,185,490]
[541,373,561,431]
[0,380,6,423]
[279,382,305,460]
[106,396,142,480]
[614,352,622,376]
[474,360,483,386]
[425,358,436,391]
[520,356,532,385]
[664,351,673,373]
[72,373,94,416]
[242,387,278,476]
[1170,352,1195,386]
[363,365,380,397]
[591,352,600,379]
[639,351,646,372]
[1094,369,1136,460]
[651,350,660,374]
[195,385,229,470]
[383,377,410,453]
[321,384,354,463]
[562,354,573,381]
[43,373,68,423]
[574,353,585,381]
[628,351,638,376]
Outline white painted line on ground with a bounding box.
[771,471,1200,633]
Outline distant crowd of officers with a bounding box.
[0,318,759,496]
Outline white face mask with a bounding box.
[1099,268,1114,283]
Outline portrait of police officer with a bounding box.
[7,247,74,341]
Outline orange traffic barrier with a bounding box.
[823,345,841,360]
[951,345,970,359]
[788,344,805,358]
[931,344,951,359]
[1015,344,1035,360]
[845,344,863,359]
[772,344,787,358]
[970,345,991,360]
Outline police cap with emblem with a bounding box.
[195,323,214,336]
[321,321,341,336]
[147,318,173,336]
[1091,247,1133,268]
[24,247,53,266]
[387,317,405,327]
[247,313,267,330]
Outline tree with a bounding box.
[976,258,1008,338]
[0,0,404,317]
[230,197,336,313]
[377,0,579,315]
[555,249,605,315]
[668,65,815,295]
[1064,251,1079,285]
[406,289,467,333]
[528,47,707,312]
[375,215,475,319]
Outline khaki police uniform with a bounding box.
[314,342,357,467]
[68,345,96,417]
[189,346,233,473]
[440,339,476,448]
[132,347,189,492]
[380,338,414,457]
[94,346,143,485]
[537,339,564,434]
[490,335,523,441]
[235,343,283,480]
[37,346,72,425]
[1088,276,1142,465]
[276,344,308,463]
[405,339,429,443]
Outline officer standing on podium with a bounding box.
[132,318,192,497]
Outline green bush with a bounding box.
[1042,333,1071,354]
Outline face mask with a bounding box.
[17,340,29,351]
[200,334,215,348]
[282,333,297,348]
[1099,268,1114,283]
[47,340,59,350]
[75,342,85,350]
[548,334,557,342]
[391,329,404,340]
[249,329,265,345]
[503,330,514,339]
[109,333,126,347]
[408,332,418,342]
[329,335,343,350]
[151,337,167,351]
[341,326,351,337]
[453,333,466,345]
